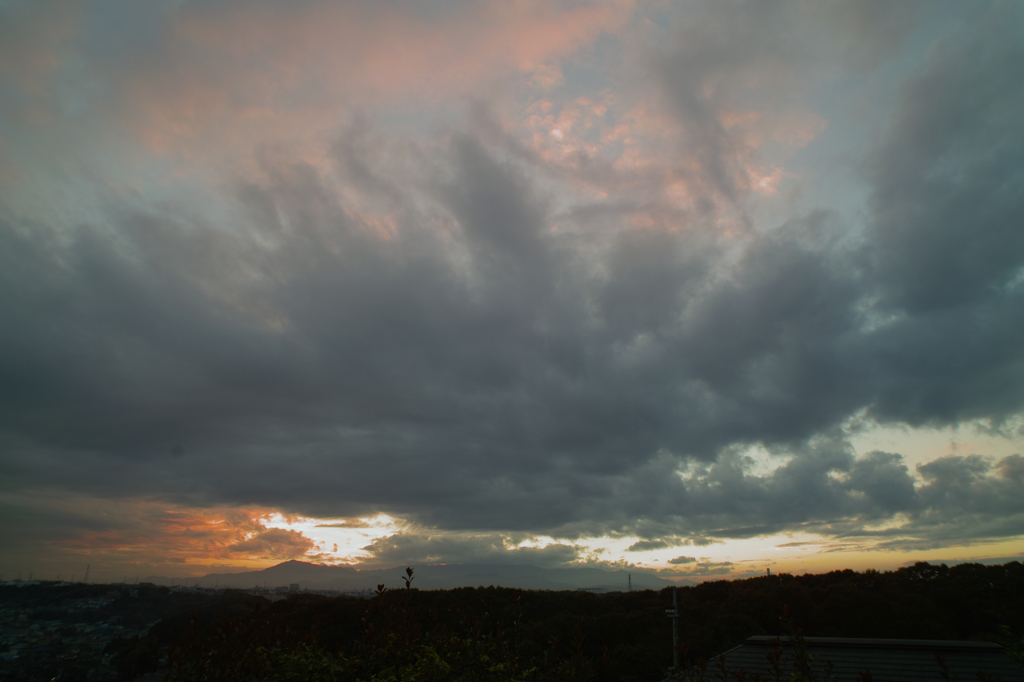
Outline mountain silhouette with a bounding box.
[143,560,678,591]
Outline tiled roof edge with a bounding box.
[745,636,1003,650]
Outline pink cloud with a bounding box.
[118,0,634,158]
[0,0,80,96]
[508,77,824,234]
[774,109,828,148]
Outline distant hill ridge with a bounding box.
[143,560,675,591]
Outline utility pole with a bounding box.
[628,573,632,592]
[666,585,680,674]
[83,564,90,584]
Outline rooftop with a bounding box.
[680,636,1024,682]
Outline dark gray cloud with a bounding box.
[830,454,1024,551]
[360,533,582,569]
[663,560,734,578]
[626,539,679,553]
[0,0,1022,565]
[866,6,1024,314]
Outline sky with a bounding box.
[1,0,1023,585]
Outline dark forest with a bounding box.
[4,561,1022,681]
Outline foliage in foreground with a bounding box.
[162,562,1024,682]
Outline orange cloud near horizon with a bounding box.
[69,503,317,566]
[0,493,327,578]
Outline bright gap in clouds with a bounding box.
[262,513,405,564]
[848,417,1024,474]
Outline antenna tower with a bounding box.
[665,585,680,674]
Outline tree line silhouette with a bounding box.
[104,561,1024,681]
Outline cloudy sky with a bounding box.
[1,0,1023,584]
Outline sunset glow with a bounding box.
[1,0,1022,586]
